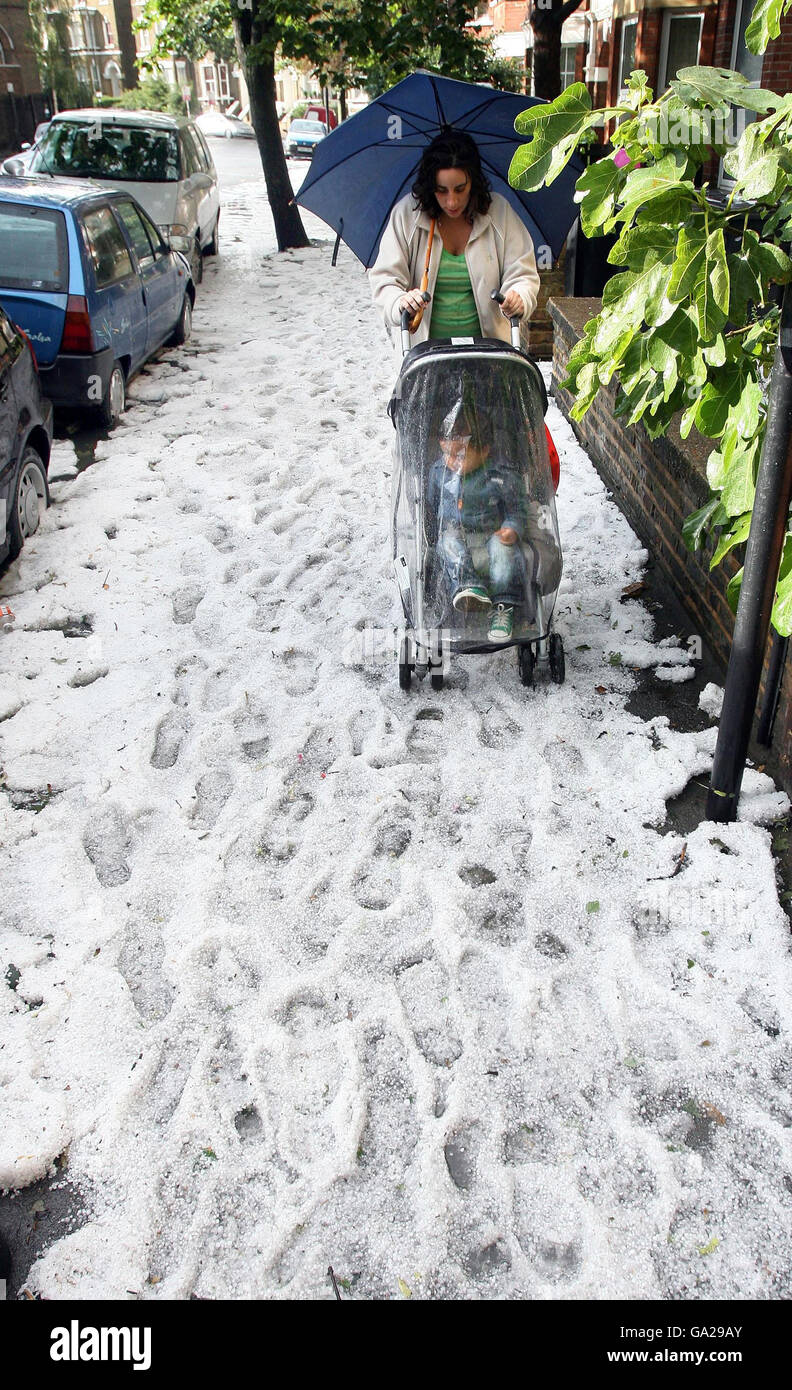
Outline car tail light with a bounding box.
[61,295,94,353]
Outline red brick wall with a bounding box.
[549,296,792,798]
[490,1,529,33]
[762,12,792,93]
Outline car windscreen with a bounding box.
[32,122,181,183]
[290,122,325,134]
[0,202,68,291]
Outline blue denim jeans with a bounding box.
[439,529,528,607]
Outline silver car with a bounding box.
[6,109,220,285]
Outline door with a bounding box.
[80,203,147,370]
[113,198,182,353]
[181,126,217,248]
[658,11,704,93]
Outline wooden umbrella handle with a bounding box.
[408,218,436,333]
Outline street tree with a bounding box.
[529,0,585,103]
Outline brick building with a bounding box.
[0,1,48,151]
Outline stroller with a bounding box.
[389,294,565,691]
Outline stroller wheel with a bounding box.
[549,633,566,684]
[518,644,534,688]
[398,638,412,691]
[430,672,444,691]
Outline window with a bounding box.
[719,0,763,187]
[81,205,134,287]
[0,23,16,65]
[0,204,68,291]
[33,122,181,182]
[175,60,187,85]
[114,200,155,267]
[561,45,577,90]
[618,19,637,100]
[658,12,703,92]
[218,64,230,100]
[181,128,204,175]
[203,65,217,103]
[136,204,167,256]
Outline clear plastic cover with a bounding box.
[390,345,562,652]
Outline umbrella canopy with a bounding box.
[293,71,582,268]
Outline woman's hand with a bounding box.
[399,289,428,315]
[498,290,525,319]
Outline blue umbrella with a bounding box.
[293,70,582,268]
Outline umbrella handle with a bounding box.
[408,216,437,333]
[492,291,522,350]
[401,294,431,354]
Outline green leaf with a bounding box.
[655,306,699,359]
[721,432,760,517]
[771,534,792,637]
[727,246,763,326]
[703,335,726,367]
[668,220,708,302]
[710,511,752,567]
[683,497,721,552]
[618,154,696,227]
[727,566,744,613]
[745,0,792,55]
[576,157,626,235]
[609,222,677,271]
[513,83,592,136]
[672,66,781,113]
[734,377,763,438]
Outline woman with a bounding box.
[368,130,540,344]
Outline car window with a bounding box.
[0,203,68,292]
[114,200,155,267]
[136,205,168,258]
[181,130,203,177]
[81,205,134,287]
[193,126,215,169]
[33,121,181,182]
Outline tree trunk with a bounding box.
[530,0,584,103]
[233,15,309,253]
[531,15,563,101]
[339,87,348,122]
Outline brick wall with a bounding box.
[762,11,792,94]
[549,295,792,798]
[523,245,567,360]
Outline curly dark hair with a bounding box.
[411,130,492,222]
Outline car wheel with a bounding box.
[168,293,193,347]
[98,362,126,429]
[8,445,49,559]
[207,213,220,256]
[191,238,204,285]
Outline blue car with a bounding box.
[0,177,194,426]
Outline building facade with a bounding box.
[0,1,48,151]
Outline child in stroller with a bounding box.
[429,405,558,644]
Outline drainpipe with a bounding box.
[585,12,598,85]
[706,283,792,821]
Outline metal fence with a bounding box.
[0,91,51,158]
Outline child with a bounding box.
[427,409,533,643]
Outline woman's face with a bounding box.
[434,166,472,219]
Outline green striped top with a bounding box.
[429,247,481,339]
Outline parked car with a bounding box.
[0,302,52,565]
[303,104,337,130]
[4,109,219,285]
[1,122,51,178]
[287,119,328,159]
[0,178,195,427]
[195,111,256,140]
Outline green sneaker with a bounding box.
[488,604,514,643]
[453,586,492,613]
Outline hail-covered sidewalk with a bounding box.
[0,177,790,1301]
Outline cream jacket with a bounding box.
[368,191,541,345]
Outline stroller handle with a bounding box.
[491,291,523,350]
[400,293,432,353]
